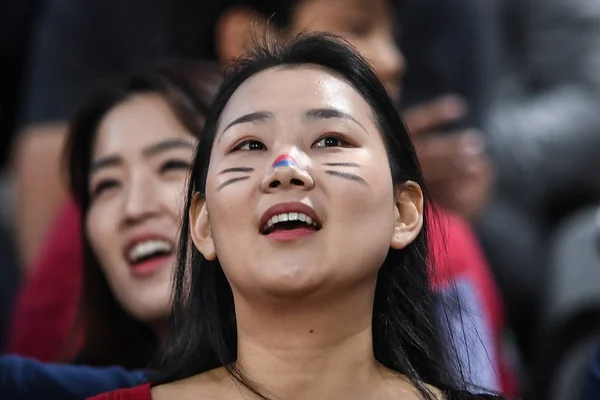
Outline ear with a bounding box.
[390,181,424,250]
[189,193,216,261]
[215,6,273,66]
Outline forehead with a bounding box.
[94,94,190,156]
[218,66,374,129]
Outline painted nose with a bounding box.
[260,155,315,192]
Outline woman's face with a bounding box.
[193,66,421,300]
[86,93,196,323]
[291,0,405,98]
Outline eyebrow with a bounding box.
[304,108,366,132]
[142,138,194,157]
[222,111,274,134]
[90,138,194,174]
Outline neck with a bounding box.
[230,284,410,400]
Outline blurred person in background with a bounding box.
[10,0,513,393]
[5,62,221,398]
[0,0,44,350]
[63,62,217,369]
[474,0,600,397]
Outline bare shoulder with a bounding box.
[151,368,231,400]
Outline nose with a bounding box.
[122,173,160,225]
[260,155,315,193]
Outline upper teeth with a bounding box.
[128,240,173,263]
[264,212,318,231]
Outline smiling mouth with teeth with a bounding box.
[260,212,322,235]
[127,239,174,264]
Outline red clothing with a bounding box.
[428,210,515,394]
[429,210,504,349]
[88,383,151,400]
[8,199,83,361]
[8,201,515,393]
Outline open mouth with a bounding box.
[126,239,174,265]
[260,212,322,235]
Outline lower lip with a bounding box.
[265,227,317,242]
[129,255,172,276]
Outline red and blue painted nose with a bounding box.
[261,154,314,192]
[272,154,298,169]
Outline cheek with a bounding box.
[207,191,254,243]
[86,205,122,277]
[331,164,396,233]
[164,179,188,218]
[86,206,113,254]
[204,180,257,269]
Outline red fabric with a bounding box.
[87,383,152,400]
[429,210,504,342]
[7,199,83,361]
[428,209,517,395]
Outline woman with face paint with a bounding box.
[91,35,504,400]
[206,0,510,393]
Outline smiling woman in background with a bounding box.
[66,62,220,368]
[2,62,222,399]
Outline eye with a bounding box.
[90,179,119,200]
[313,135,353,148]
[160,159,191,173]
[232,139,267,152]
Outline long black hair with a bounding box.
[65,61,222,369]
[152,34,501,400]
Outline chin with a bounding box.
[245,266,330,301]
[125,291,171,323]
[262,280,324,300]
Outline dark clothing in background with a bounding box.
[582,344,600,400]
[0,0,43,162]
[0,0,41,350]
[0,355,146,400]
[21,0,488,129]
[400,0,488,129]
[20,0,170,126]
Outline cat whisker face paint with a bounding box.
[217,167,254,190]
[220,167,255,174]
[322,162,367,185]
[322,162,360,168]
